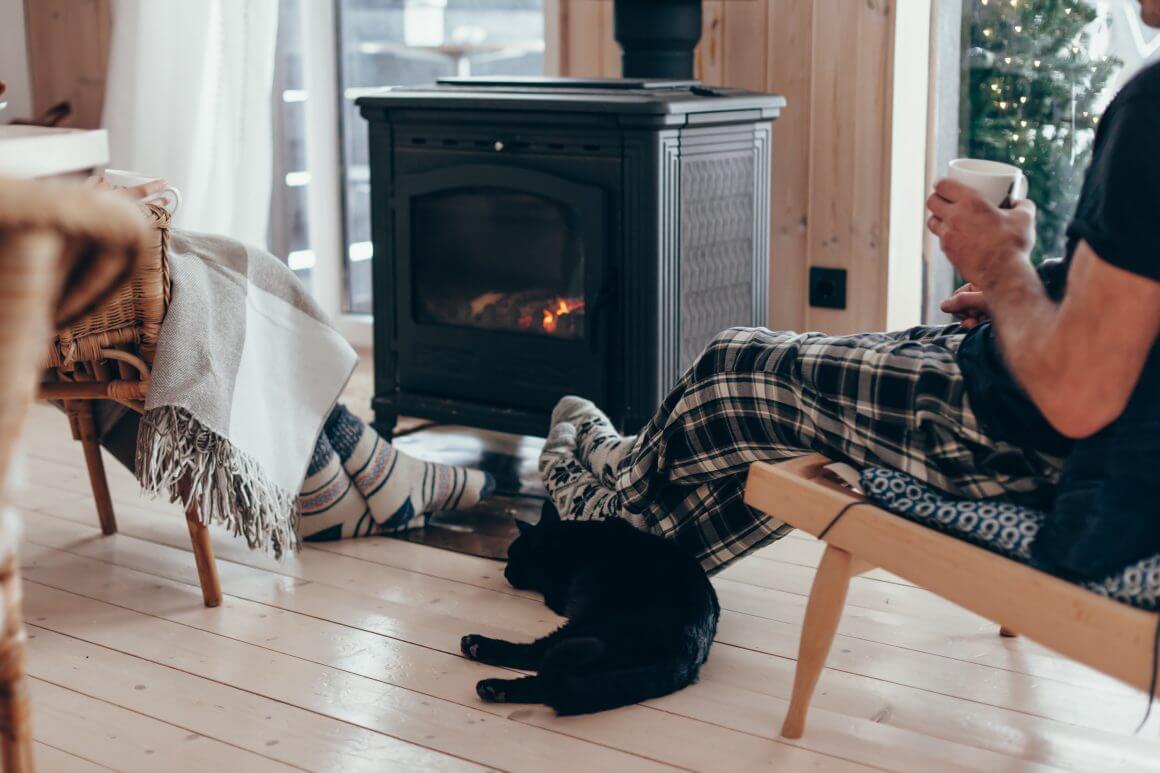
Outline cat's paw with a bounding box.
[460,634,492,660]
[476,678,507,703]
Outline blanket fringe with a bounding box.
[135,405,299,558]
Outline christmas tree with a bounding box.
[960,0,1122,263]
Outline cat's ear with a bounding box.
[515,519,533,536]
[539,500,561,525]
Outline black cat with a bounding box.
[460,502,720,715]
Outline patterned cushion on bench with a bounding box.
[860,467,1160,612]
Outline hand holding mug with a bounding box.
[927,161,1037,291]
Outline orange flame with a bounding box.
[539,297,584,334]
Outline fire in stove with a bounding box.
[422,289,586,338]
[534,296,585,335]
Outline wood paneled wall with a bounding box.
[23,0,111,130]
[557,0,897,334]
[23,0,901,332]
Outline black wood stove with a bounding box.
[358,77,783,438]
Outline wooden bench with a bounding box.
[743,453,1160,739]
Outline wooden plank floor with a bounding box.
[10,404,1160,772]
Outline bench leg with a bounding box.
[68,401,117,535]
[782,544,857,739]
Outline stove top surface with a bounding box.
[435,76,702,91]
[357,76,785,119]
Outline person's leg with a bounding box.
[554,324,969,491]
[299,431,375,541]
[94,403,496,540]
[540,422,623,522]
[544,326,1061,573]
[552,396,637,489]
[324,404,495,532]
[881,322,967,344]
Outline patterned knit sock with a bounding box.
[299,432,376,541]
[550,396,635,488]
[325,404,496,532]
[538,422,621,521]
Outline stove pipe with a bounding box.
[613,0,704,80]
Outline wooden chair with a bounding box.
[36,201,223,608]
[0,176,150,773]
[743,453,1160,739]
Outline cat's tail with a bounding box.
[539,639,699,716]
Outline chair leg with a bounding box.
[781,544,857,739]
[185,502,222,608]
[0,559,33,773]
[68,400,117,535]
[175,477,222,608]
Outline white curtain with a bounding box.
[103,0,279,247]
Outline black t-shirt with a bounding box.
[956,60,1160,580]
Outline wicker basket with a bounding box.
[43,203,170,411]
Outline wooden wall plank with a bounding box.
[766,0,814,331]
[696,1,726,86]
[558,0,571,73]
[561,0,606,77]
[722,0,768,91]
[853,0,895,333]
[805,0,860,332]
[598,1,620,78]
[22,0,111,129]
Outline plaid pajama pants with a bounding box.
[606,325,1065,573]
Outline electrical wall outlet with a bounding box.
[808,267,847,310]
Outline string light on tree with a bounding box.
[962,0,1121,263]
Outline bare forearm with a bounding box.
[984,248,1159,438]
[927,181,1160,438]
[984,259,1070,413]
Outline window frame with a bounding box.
[923,0,965,324]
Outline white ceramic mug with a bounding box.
[102,168,182,215]
[947,158,1028,208]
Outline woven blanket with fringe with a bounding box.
[136,230,357,557]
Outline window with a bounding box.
[269,0,315,292]
[336,0,546,314]
[959,0,1159,264]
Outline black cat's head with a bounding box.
[504,501,564,591]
